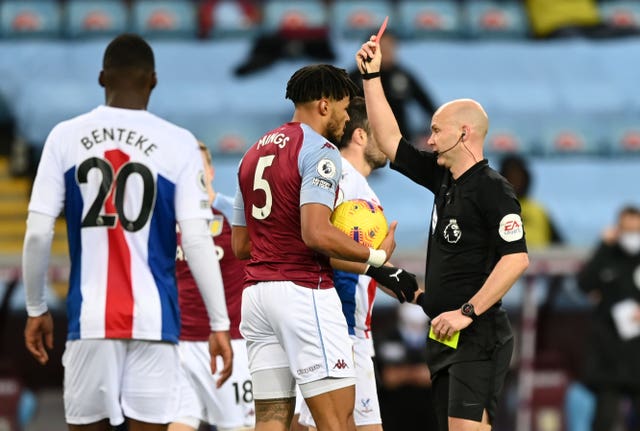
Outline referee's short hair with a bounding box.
[103,33,155,72]
[286,64,358,105]
[337,96,368,150]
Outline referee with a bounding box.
[356,39,529,431]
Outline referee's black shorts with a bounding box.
[431,337,514,430]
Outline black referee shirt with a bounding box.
[392,138,527,369]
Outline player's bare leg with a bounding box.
[68,419,110,431]
[255,397,296,431]
[448,409,491,431]
[168,422,195,431]
[305,385,356,431]
[309,423,381,431]
[127,418,169,431]
[289,414,307,431]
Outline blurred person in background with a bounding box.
[499,155,563,249]
[21,34,232,431]
[349,32,437,144]
[297,96,418,431]
[374,303,438,431]
[577,205,640,431]
[234,2,335,76]
[171,142,254,431]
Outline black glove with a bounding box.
[366,265,418,303]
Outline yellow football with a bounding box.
[330,199,388,249]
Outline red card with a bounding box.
[375,16,389,42]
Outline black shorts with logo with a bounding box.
[431,336,513,430]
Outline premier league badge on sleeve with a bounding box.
[317,159,337,179]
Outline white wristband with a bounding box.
[366,248,387,268]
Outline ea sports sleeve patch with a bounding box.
[498,214,524,242]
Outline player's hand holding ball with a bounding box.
[331,199,396,264]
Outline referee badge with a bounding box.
[444,219,462,244]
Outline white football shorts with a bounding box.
[62,339,179,426]
[174,338,255,430]
[299,336,382,427]
[240,281,355,398]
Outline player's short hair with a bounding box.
[103,34,155,71]
[337,96,368,150]
[285,64,359,105]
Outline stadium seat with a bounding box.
[205,0,257,38]
[539,117,606,156]
[195,113,288,155]
[397,1,462,39]
[64,0,129,39]
[605,119,640,154]
[331,0,393,39]
[463,1,529,38]
[131,0,197,38]
[0,0,61,38]
[485,119,540,157]
[262,0,328,33]
[599,1,640,30]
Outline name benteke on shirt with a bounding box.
[80,127,157,157]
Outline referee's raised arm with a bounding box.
[355,36,403,163]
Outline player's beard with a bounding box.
[325,117,344,146]
[364,144,388,171]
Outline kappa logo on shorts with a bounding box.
[332,359,348,370]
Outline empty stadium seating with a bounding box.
[261,1,328,33]
[206,0,258,38]
[131,0,197,38]
[463,0,529,38]
[331,0,393,39]
[397,1,462,39]
[64,0,128,38]
[0,0,61,38]
[599,0,640,30]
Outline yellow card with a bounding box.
[429,327,460,349]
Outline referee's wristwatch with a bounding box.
[461,302,478,320]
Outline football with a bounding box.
[330,199,388,249]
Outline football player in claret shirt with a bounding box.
[171,142,254,431]
[298,97,418,431]
[22,34,232,431]
[231,64,398,431]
